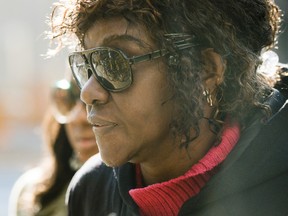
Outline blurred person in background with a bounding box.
[48,0,288,215]
[8,79,98,216]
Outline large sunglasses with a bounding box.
[69,33,197,92]
[51,79,83,124]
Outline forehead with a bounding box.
[84,16,155,49]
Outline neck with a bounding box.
[140,119,217,185]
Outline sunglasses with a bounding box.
[51,79,83,124]
[69,33,197,92]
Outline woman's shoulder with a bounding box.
[9,167,44,216]
[15,167,43,183]
[10,167,44,201]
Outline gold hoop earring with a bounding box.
[203,89,213,107]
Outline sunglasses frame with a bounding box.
[69,33,197,92]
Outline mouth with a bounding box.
[90,121,118,128]
[91,123,117,136]
[88,116,118,133]
[92,122,117,127]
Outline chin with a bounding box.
[101,154,127,168]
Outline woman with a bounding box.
[9,79,98,216]
[49,0,288,215]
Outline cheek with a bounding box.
[119,86,175,139]
[131,64,172,119]
[133,62,172,102]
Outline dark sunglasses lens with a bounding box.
[90,49,132,91]
[69,54,89,89]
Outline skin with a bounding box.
[81,16,223,185]
[65,101,99,163]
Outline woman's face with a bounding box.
[65,101,98,162]
[81,17,179,167]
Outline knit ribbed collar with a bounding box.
[129,121,240,216]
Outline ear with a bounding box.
[201,48,226,90]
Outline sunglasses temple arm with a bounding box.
[129,49,168,64]
[129,42,197,64]
[175,43,198,50]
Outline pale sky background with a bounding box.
[0,0,287,215]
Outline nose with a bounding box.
[81,73,110,106]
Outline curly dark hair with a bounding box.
[49,0,281,145]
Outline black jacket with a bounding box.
[68,90,288,216]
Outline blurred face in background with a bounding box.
[51,79,98,162]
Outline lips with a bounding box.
[88,116,118,133]
[93,122,117,127]
[88,119,117,127]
